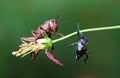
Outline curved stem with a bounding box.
[52,25,120,43]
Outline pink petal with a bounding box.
[45,52,64,66]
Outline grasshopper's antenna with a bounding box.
[56,14,68,21]
[56,14,59,20]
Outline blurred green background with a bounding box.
[0,0,120,78]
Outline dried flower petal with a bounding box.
[12,37,52,57]
[45,52,64,66]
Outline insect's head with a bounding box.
[49,14,67,33]
[49,19,58,33]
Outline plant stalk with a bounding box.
[52,25,120,43]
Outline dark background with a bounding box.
[0,0,120,78]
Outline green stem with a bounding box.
[52,25,120,43]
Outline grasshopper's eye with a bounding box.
[51,20,57,25]
[52,21,54,23]
[51,19,55,23]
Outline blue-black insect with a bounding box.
[66,23,89,63]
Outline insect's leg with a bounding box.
[21,30,39,43]
[83,36,88,43]
[54,33,64,37]
[32,30,40,39]
[31,49,43,60]
[84,51,89,64]
[31,52,38,60]
[66,42,77,48]
[21,37,35,43]
[77,23,83,38]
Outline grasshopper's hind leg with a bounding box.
[21,37,35,43]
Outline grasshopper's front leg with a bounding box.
[21,30,40,43]
[53,33,64,37]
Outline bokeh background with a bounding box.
[0,0,120,78]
